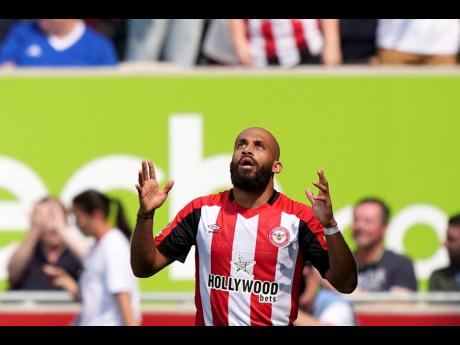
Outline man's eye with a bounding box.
[256,144,264,150]
[238,143,246,148]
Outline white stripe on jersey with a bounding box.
[227,214,260,326]
[271,212,300,325]
[270,19,300,68]
[248,19,268,68]
[196,205,221,326]
[301,19,323,56]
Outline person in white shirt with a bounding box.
[42,190,141,326]
[377,19,460,65]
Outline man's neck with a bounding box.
[355,242,385,266]
[232,184,275,209]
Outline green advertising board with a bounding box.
[0,73,458,292]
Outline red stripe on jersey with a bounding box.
[291,20,308,51]
[249,209,281,326]
[289,251,305,324]
[194,249,204,326]
[209,202,238,325]
[261,20,277,59]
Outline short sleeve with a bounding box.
[154,201,201,263]
[104,233,134,293]
[298,209,329,278]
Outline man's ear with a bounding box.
[273,161,283,174]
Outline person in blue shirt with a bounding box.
[0,19,118,67]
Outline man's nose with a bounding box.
[243,147,253,155]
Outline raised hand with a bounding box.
[135,160,174,217]
[305,169,337,228]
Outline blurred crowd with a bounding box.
[7,192,460,326]
[1,19,460,68]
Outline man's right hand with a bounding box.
[135,160,174,218]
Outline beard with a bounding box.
[230,159,273,193]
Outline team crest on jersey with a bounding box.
[269,227,290,248]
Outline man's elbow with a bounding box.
[131,262,155,278]
[334,276,358,294]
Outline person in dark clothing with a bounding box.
[7,197,82,290]
[352,197,418,292]
[429,214,460,291]
[340,19,378,64]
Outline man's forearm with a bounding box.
[320,19,340,47]
[130,209,157,278]
[324,232,358,293]
[7,230,40,284]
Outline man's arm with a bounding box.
[7,202,48,286]
[130,160,175,278]
[7,228,41,286]
[229,19,252,66]
[320,19,342,65]
[306,169,357,293]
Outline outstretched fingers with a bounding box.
[142,160,149,182]
[305,189,316,206]
[138,170,144,187]
[163,179,174,194]
[317,169,329,187]
[148,160,156,180]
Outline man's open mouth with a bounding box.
[239,157,257,168]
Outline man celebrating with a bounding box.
[131,127,357,326]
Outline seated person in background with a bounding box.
[229,19,342,68]
[0,19,118,67]
[295,263,357,326]
[429,214,460,291]
[376,19,460,65]
[339,19,378,64]
[7,197,82,290]
[352,198,418,293]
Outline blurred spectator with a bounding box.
[352,198,418,292]
[42,190,141,326]
[340,19,378,64]
[125,19,204,66]
[229,19,342,68]
[377,19,460,65]
[7,197,82,290]
[0,19,118,67]
[0,19,20,44]
[429,214,460,291]
[201,19,240,65]
[295,264,357,326]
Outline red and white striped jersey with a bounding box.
[154,190,329,326]
[245,19,324,67]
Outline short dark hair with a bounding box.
[448,214,460,227]
[355,197,390,224]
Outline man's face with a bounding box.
[230,128,281,193]
[38,19,72,35]
[352,202,387,249]
[445,225,460,266]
